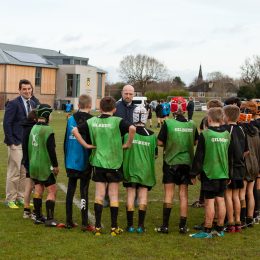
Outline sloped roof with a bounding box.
[189,81,237,93]
[0,43,64,68]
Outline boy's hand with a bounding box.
[85,144,96,149]
[190,177,196,185]
[122,143,132,149]
[227,179,231,185]
[53,167,59,176]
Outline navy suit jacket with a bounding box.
[3,96,36,145]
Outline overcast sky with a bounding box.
[1,0,260,84]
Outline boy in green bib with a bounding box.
[73,97,136,236]
[29,104,63,227]
[156,108,198,234]
[123,106,157,233]
[190,107,231,238]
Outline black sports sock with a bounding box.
[33,198,42,219]
[138,210,146,227]
[46,200,55,220]
[215,225,224,232]
[80,178,90,226]
[126,210,134,227]
[179,216,187,228]
[256,190,260,213]
[94,203,103,228]
[110,206,119,228]
[162,204,172,228]
[241,207,246,223]
[204,227,212,233]
[66,177,77,224]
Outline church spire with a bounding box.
[197,64,203,83]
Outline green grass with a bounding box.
[0,111,259,260]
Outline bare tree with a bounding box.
[240,55,260,86]
[119,54,168,90]
[206,71,231,82]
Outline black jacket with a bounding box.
[114,99,136,124]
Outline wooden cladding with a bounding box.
[0,65,5,92]
[5,65,35,93]
[3,65,56,94]
[41,68,56,94]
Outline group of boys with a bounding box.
[155,100,170,128]
[21,94,260,238]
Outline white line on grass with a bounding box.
[57,182,97,226]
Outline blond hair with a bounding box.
[78,94,92,109]
[208,107,224,123]
[207,99,223,109]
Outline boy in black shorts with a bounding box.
[190,107,231,238]
[73,97,136,236]
[156,107,198,234]
[192,99,223,209]
[29,104,63,227]
[22,110,37,219]
[223,105,248,232]
[123,106,157,233]
[239,101,260,227]
[64,94,94,231]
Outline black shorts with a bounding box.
[33,173,56,187]
[92,167,123,183]
[66,165,92,179]
[201,173,227,198]
[227,179,244,189]
[123,182,152,191]
[204,190,225,199]
[162,163,191,185]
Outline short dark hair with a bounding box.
[19,79,32,90]
[224,97,241,108]
[100,96,116,112]
[223,105,240,122]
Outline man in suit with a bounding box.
[3,79,36,208]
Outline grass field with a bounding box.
[0,110,259,260]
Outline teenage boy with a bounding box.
[190,107,231,238]
[192,99,223,210]
[64,94,95,231]
[72,96,136,236]
[156,107,198,234]
[22,110,37,219]
[29,104,63,227]
[239,101,260,227]
[123,106,157,233]
[223,105,248,232]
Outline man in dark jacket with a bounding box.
[3,79,36,208]
[114,85,136,124]
[187,97,194,120]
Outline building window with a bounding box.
[63,59,70,64]
[35,67,42,87]
[198,92,205,97]
[97,73,103,98]
[66,74,80,97]
[81,60,88,66]
[74,59,80,65]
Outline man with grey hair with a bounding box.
[114,85,136,124]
